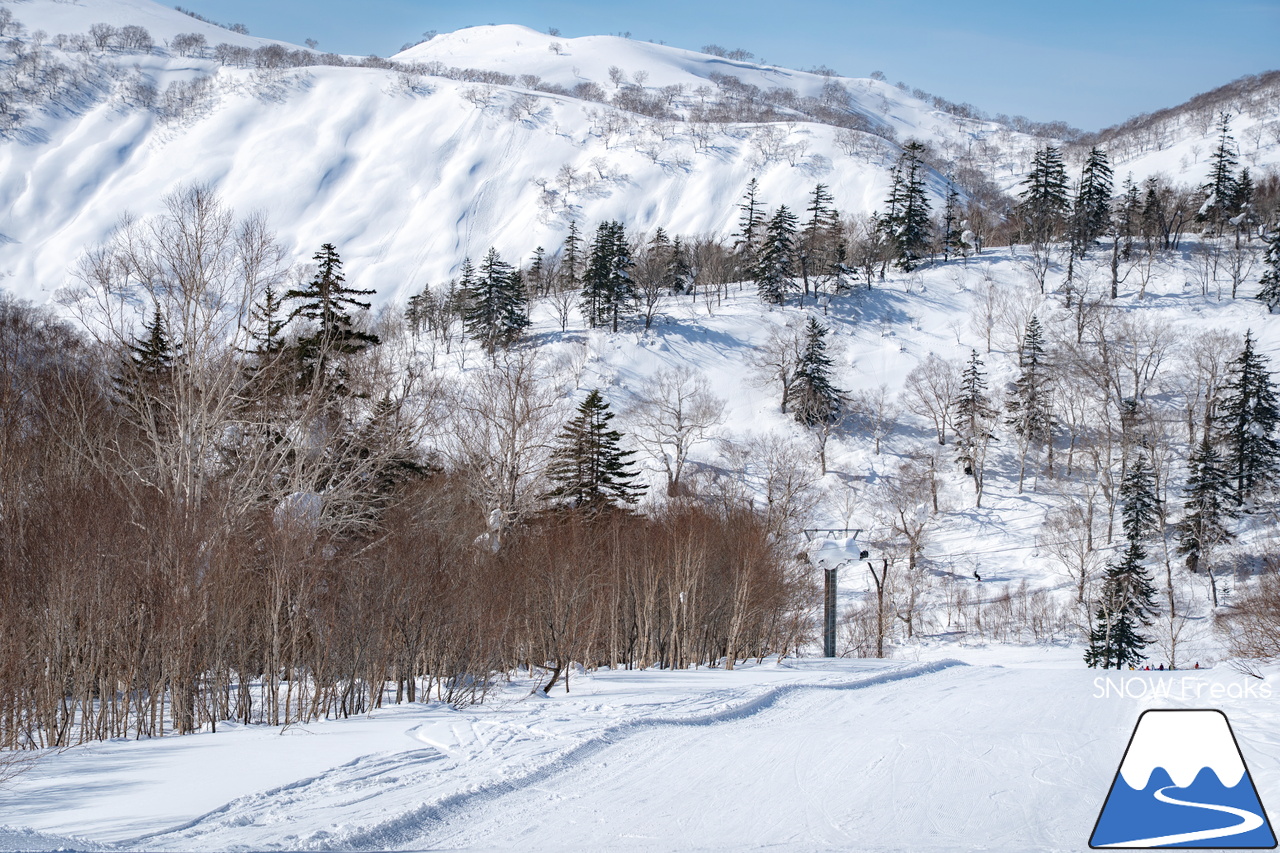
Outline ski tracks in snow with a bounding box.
[129,660,961,851]
[126,717,577,851]
[336,660,964,851]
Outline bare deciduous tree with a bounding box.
[60,184,287,519]
[1219,573,1280,662]
[626,367,725,496]
[1042,493,1105,605]
[717,433,819,538]
[904,354,958,445]
[848,384,899,454]
[750,320,804,414]
[446,349,562,524]
[89,22,117,50]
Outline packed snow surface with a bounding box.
[2,654,1279,851]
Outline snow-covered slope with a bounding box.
[2,0,1278,623]
[2,657,1278,851]
[2,1,1277,306]
[1,0,272,50]
[0,1,998,303]
[395,23,983,149]
[0,2,970,303]
[1,0,1277,629]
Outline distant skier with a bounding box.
[1158,663,1165,671]
[973,570,982,582]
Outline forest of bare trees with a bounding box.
[0,186,814,750]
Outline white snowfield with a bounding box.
[2,655,1279,852]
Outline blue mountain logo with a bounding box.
[1091,709,1276,848]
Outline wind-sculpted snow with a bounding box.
[5,0,1274,309]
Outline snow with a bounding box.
[0,0,274,50]
[2,0,1276,307]
[806,534,865,568]
[0,0,1023,304]
[2,657,1279,851]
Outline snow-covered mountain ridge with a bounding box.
[1,0,1277,306]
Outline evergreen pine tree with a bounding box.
[117,304,177,406]
[248,283,288,359]
[1230,168,1258,247]
[880,141,932,270]
[561,220,583,289]
[581,221,634,331]
[648,226,673,289]
[1069,146,1113,258]
[670,237,693,293]
[953,350,995,483]
[1005,317,1053,490]
[1257,227,1280,314]
[941,186,963,262]
[1005,318,1051,436]
[829,240,854,295]
[755,205,798,306]
[463,247,530,353]
[1232,168,1255,222]
[1084,451,1158,669]
[243,283,292,399]
[1119,450,1159,545]
[735,178,766,278]
[1117,174,1141,259]
[544,389,645,512]
[283,243,380,394]
[457,256,478,294]
[1176,433,1234,574]
[1197,112,1240,235]
[1017,146,1070,246]
[337,395,431,519]
[1217,331,1280,503]
[1140,176,1166,251]
[800,183,839,298]
[404,286,430,337]
[786,317,843,426]
[527,246,549,297]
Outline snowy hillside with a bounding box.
[1,0,273,51]
[394,23,984,149]
[0,0,1278,664]
[4,0,1276,306]
[0,1,991,303]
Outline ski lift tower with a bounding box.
[803,529,868,658]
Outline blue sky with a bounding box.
[180,0,1279,130]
